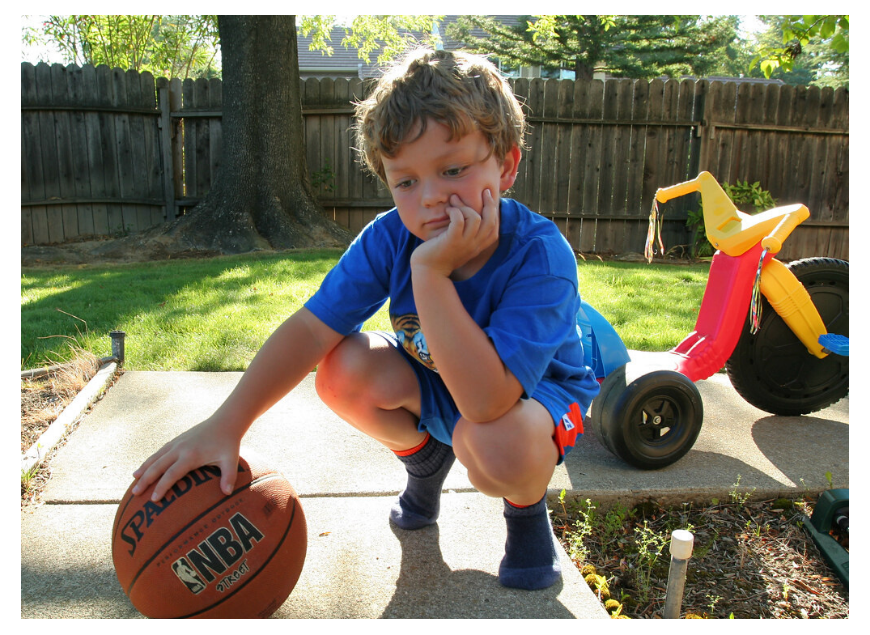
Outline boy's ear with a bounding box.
[498,145,522,191]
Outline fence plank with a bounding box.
[625,79,648,218]
[674,79,697,184]
[50,64,81,240]
[318,77,336,200]
[169,78,184,211]
[579,80,605,252]
[34,64,65,243]
[157,78,176,221]
[330,77,351,204]
[769,84,794,204]
[828,87,849,221]
[524,78,545,213]
[126,69,149,231]
[596,78,634,256]
[193,78,212,201]
[554,80,577,246]
[65,65,95,237]
[811,86,835,223]
[182,78,197,201]
[304,77,322,202]
[537,79,561,215]
[21,63,44,245]
[80,65,109,235]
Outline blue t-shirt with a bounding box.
[305,198,599,423]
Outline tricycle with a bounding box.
[577,171,849,469]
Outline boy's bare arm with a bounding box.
[132,308,343,500]
[413,266,524,422]
[210,307,343,426]
[411,190,523,422]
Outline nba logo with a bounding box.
[172,557,207,594]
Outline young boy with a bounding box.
[133,47,600,591]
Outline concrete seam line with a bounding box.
[21,361,118,476]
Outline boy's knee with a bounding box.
[315,335,368,404]
[453,412,555,490]
[315,333,418,414]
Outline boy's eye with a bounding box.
[393,179,415,190]
[444,166,466,177]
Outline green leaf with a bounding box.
[832,32,849,53]
[760,59,778,79]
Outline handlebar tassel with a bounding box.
[750,248,768,334]
[644,200,664,263]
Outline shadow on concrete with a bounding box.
[751,415,849,489]
[381,523,574,619]
[21,564,141,619]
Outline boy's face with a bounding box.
[381,120,521,242]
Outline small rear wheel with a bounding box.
[591,363,703,469]
[726,257,848,415]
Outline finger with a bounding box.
[444,203,467,237]
[132,441,172,480]
[149,457,199,502]
[449,196,481,235]
[485,190,500,239]
[480,189,497,228]
[219,457,238,495]
[131,450,177,498]
[131,450,173,495]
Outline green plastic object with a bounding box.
[803,488,849,587]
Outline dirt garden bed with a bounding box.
[21,352,109,506]
[552,494,849,619]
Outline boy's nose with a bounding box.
[420,180,447,208]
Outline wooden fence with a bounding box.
[21,62,849,261]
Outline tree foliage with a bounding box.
[22,15,220,79]
[750,15,848,88]
[299,15,442,65]
[446,15,738,81]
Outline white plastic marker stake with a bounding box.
[663,529,694,618]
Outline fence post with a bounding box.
[157,77,177,221]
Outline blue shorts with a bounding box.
[372,331,584,465]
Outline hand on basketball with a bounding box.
[132,417,241,502]
[411,189,499,277]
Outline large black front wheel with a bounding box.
[591,363,704,470]
[726,257,848,416]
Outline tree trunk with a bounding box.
[574,58,595,81]
[165,15,351,254]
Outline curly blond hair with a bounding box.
[354,47,527,184]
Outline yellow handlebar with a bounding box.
[760,212,806,254]
[655,177,705,204]
[654,171,808,257]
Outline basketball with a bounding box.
[112,450,307,618]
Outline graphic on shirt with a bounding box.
[391,313,438,373]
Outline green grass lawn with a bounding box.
[21,250,709,371]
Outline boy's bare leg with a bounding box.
[315,333,455,529]
[315,332,424,449]
[453,401,563,590]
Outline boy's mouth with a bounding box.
[425,216,450,229]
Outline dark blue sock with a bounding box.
[390,434,456,530]
[499,495,562,590]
